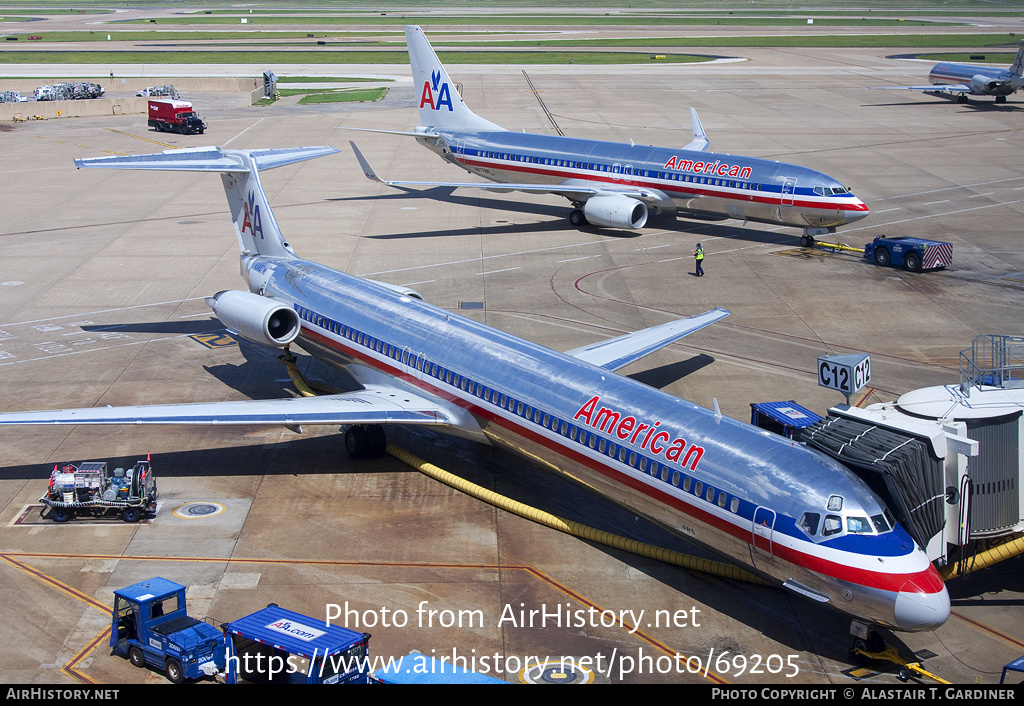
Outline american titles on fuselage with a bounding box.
[663,155,751,180]
[574,395,705,472]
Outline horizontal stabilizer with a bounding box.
[338,126,442,139]
[75,146,339,173]
[567,308,730,371]
[0,384,453,428]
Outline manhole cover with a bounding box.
[520,659,594,684]
[173,501,226,519]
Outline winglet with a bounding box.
[683,108,709,152]
[349,141,387,184]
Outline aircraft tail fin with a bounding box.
[405,25,503,133]
[1012,39,1024,77]
[74,146,338,259]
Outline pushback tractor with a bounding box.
[863,235,952,272]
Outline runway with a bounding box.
[1,12,1023,687]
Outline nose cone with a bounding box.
[894,575,950,632]
[845,198,870,223]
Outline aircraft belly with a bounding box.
[674,195,786,227]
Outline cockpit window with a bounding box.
[799,512,821,536]
[827,495,843,512]
[847,516,872,534]
[822,515,843,537]
[872,513,891,533]
[833,186,848,195]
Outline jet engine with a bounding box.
[583,195,648,229]
[205,290,301,348]
[970,74,1002,94]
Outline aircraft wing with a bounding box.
[0,385,453,428]
[566,308,730,372]
[349,141,663,202]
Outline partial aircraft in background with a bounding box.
[349,26,869,248]
[874,41,1024,103]
[0,146,946,636]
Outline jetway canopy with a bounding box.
[801,416,945,549]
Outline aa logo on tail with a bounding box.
[419,69,454,112]
[241,190,264,239]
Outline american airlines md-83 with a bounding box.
[0,146,946,639]
[350,26,870,247]
[874,40,1024,104]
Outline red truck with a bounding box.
[148,99,206,135]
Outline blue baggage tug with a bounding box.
[111,577,227,684]
[223,604,371,684]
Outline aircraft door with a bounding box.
[456,139,467,165]
[781,177,796,206]
[752,506,776,560]
[623,164,634,184]
[612,163,621,181]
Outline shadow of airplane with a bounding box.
[866,97,1024,112]
[81,319,223,336]
[334,185,804,246]
[627,354,716,390]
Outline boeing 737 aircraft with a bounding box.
[0,146,947,637]
[874,41,1024,103]
[349,26,869,247]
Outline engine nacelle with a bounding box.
[205,290,301,348]
[583,195,648,230]
[970,74,1000,93]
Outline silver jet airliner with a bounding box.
[874,40,1024,104]
[0,146,946,636]
[350,26,869,247]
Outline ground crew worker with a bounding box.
[692,243,705,276]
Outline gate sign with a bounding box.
[817,353,871,396]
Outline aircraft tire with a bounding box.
[367,424,386,455]
[345,425,368,458]
[904,251,922,272]
[569,209,586,228]
[800,235,815,248]
[873,247,890,267]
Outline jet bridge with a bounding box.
[801,409,972,559]
[801,335,1024,568]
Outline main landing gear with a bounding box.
[569,206,588,228]
[344,424,387,458]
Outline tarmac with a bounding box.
[1,20,1023,687]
